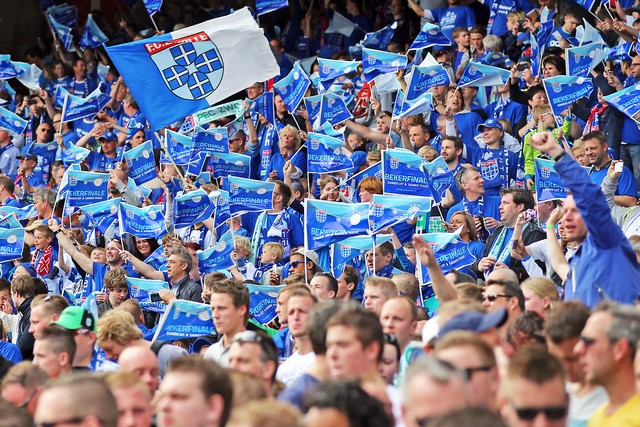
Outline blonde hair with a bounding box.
[532,105,552,122]
[521,277,559,307]
[418,145,439,161]
[96,310,142,346]
[278,125,301,151]
[262,242,284,263]
[234,236,252,259]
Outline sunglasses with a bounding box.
[232,330,264,345]
[290,260,305,268]
[513,405,567,421]
[484,293,512,302]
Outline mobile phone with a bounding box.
[512,239,519,249]
[150,293,162,303]
[615,162,624,173]
[517,19,527,28]
[517,62,531,71]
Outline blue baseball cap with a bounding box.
[477,118,503,132]
[438,307,508,339]
[99,131,117,141]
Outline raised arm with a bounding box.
[413,235,459,303]
[120,250,165,280]
[48,221,94,274]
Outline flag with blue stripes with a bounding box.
[458,62,510,87]
[61,88,111,123]
[67,170,109,207]
[174,189,215,228]
[382,149,431,197]
[0,228,25,262]
[192,126,227,155]
[62,143,90,167]
[567,43,605,78]
[46,3,78,27]
[319,59,360,84]
[209,152,251,178]
[165,129,192,165]
[213,189,230,228]
[543,76,593,117]
[0,55,17,79]
[330,234,391,277]
[80,199,121,234]
[604,82,640,124]
[127,277,168,313]
[48,14,74,50]
[406,65,450,102]
[305,199,369,250]
[0,214,22,229]
[363,23,397,50]
[197,230,235,273]
[319,93,353,127]
[245,283,282,324]
[422,156,455,203]
[228,177,275,217]
[369,194,432,234]
[274,62,310,113]
[105,8,279,130]
[123,140,157,185]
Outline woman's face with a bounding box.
[522,287,549,317]
[481,127,502,145]
[530,91,548,107]
[136,238,152,257]
[322,181,340,201]
[543,63,560,78]
[359,189,372,203]
[379,343,400,385]
[450,214,469,238]
[280,131,297,151]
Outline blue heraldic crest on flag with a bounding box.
[458,62,511,87]
[149,32,224,102]
[0,214,22,229]
[423,156,455,203]
[0,205,37,221]
[61,88,112,122]
[192,126,227,155]
[80,13,108,49]
[228,177,275,217]
[80,199,121,234]
[67,171,109,207]
[318,59,360,84]
[534,158,591,201]
[382,149,431,197]
[0,228,25,262]
[153,300,215,342]
[165,129,192,165]
[543,76,593,117]
[567,43,604,78]
[362,48,407,82]
[330,234,392,277]
[369,194,432,234]
[319,94,353,128]
[213,190,230,229]
[363,23,397,50]
[245,283,283,324]
[127,277,169,314]
[604,82,640,124]
[305,199,369,250]
[0,107,28,136]
[274,62,310,113]
[123,140,156,185]
[210,152,251,179]
[197,231,235,274]
[410,22,452,50]
[174,189,215,228]
[119,203,167,239]
[307,132,353,174]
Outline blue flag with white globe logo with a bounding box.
[80,13,108,49]
[274,62,310,113]
[458,62,510,87]
[197,230,235,273]
[363,23,397,50]
[153,300,215,342]
[406,65,450,102]
[66,170,109,207]
[330,234,392,277]
[62,143,90,167]
[318,58,360,84]
[80,199,121,234]
[143,0,163,16]
[246,91,275,125]
[319,93,353,127]
[145,245,168,272]
[0,228,25,262]
[123,140,157,186]
[174,189,215,228]
[566,43,605,78]
[369,194,432,234]
[362,48,407,82]
[228,177,274,217]
[246,283,283,324]
[165,129,192,165]
[209,152,251,179]
[105,8,279,130]
[213,189,230,228]
[61,88,112,123]
[543,76,593,117]
[0,107,27,136]
[603,82,640,124]
[307,132,353,174]
[305,199,369,250]
[192,126,228,155]
[410,22,452,50]
[423,156,455,203]
[382,149,431,197]
[534,158,577,202]
[304,94,322,125]
[119,203,167,239]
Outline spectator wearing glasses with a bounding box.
[228,330,279,397]
[481,273,524,336]
[574,303,640,425]
[501,345,569,427]
[434,331,500,411]
[288,249,322,283]
[228,130,247,154]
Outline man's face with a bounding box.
[462,170,485,195]
[336,272,354,300]
[28,305,55,339]
[563,15,581,33]
[373,248,392,272]
[109,287,129,306]
[228,133,245,154]
[309,276,334,301]
[499,193,522,225]
[440,139,460,164]
[574,312,616,385]
[436,345,498,409]
[106,242,122,264]
[454,31,470,48]
[34,197,50,217]
[210,293,245,336]
[0,289,10,308]
[470,32,484,49]
[583,138,607,167]
[483,284,511,311]
[502,376,568,427]
[287,295,314,338]
[112,386,153,427]
[130,131,146,148]
[547,337,583,383]
[379,299,415,348]
[246,83,264,100]
[274,95,287,114]
[275,292,289,325]
[363,286,389,316]
[156,372,212,427]
[120,351,160,395]
[561,195,587,242]
[73,60,86,75]
[229,341,264,379]
[288,254,305,276]
[167,254,188,281]
[409,126,427,149]
[631,58,640,79]
[326,325,374,380]
[100,138,117,155]
[32,340,65,379]
[2,382,36,414]
[36,124,53,143]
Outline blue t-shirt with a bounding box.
[589,164,637,197]
[486,0,534,36]
[447,195,502,229]
[431,6,476,41]
[547,27,571,49]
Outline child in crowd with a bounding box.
[31,225,57,278]
[254,242,284,285]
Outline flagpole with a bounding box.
[160,136,187,181]
[149,15,161,34]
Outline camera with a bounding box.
[525,209,537,222]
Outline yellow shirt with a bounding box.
[588,393,640,427]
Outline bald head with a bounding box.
[118,346,160,396]
[486,268,518,284]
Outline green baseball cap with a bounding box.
[52,306,97,332]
